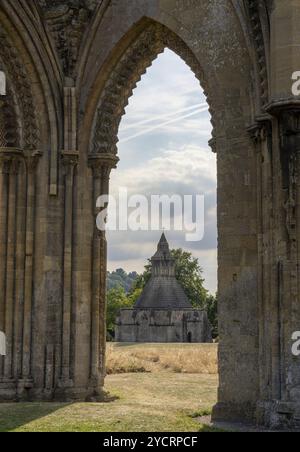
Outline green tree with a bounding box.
[106,286,135,337]
[204,293,218,339]
[127,287,143,305]
[107,268,138,292]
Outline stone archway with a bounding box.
[83,8,261,420]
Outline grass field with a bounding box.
[106,343,218,375]
[0,343,219,432]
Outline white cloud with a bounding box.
[110,145,216,195]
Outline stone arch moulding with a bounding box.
[232,0,271,114]
[0,81,20,149]
[0,24,39,152]
[89,20,217,158]
[0,0,65,196]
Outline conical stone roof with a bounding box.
[134,234,192,309]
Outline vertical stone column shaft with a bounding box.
[249,122,273,404]
[99,166,111,379]
[88,155,118,398]
[4,157,19,379]
[90,163,101,388]
[22,153,40,380]
[0,155,10,377]
[61,152,78,384]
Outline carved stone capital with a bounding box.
[24,150,42,174]
[88,153,119,180]
[247,119,272,146]
[0,148,22,175]
[61,150,79,178]
[267,107,300,190]
[277,110,300,152]
[266,104,300,152]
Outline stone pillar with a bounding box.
[87,154,118,401]
[19,152,40,393]
[4,155,21,380]
[264,104,300,426]
[58,150,78,393]
[256,0,300,427]
[0,150,22,398]
[0,153,10,379]
[248,120,274,421]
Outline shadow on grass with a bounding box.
[189,409,225,433]
[0,403,69,432]
[0,392,119,432]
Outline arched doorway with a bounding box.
[84,17,259,422]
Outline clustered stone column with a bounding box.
[249,120,276,418]
[0,153,10,377]
[273,107,300,410]
[87,153,118,401]
[0,148,40,400]
[249,105,300,424]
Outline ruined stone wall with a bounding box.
[115,309,212,344]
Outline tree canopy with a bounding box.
[107,268,138,293]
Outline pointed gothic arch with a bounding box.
[89,21,216,158]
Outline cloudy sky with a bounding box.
[107,49,217,294]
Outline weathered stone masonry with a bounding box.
[0,0,300,428]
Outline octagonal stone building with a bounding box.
[115,234,212,343]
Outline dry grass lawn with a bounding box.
[0,343,219,432]
[106,342,218,375]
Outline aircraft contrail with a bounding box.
[120,102,208,132]
[119,106,209,144]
